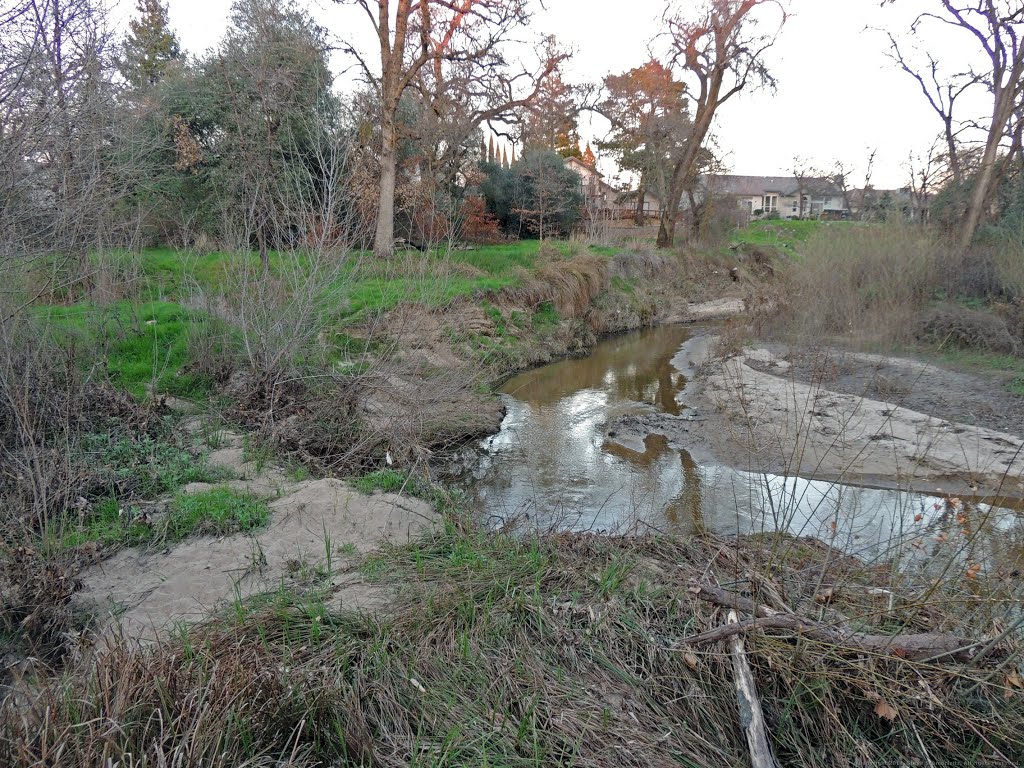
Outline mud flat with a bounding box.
[693,343,1024,498]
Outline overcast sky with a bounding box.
[128,0,989,189]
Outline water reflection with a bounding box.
[473,326,1023,562]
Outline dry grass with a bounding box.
[770,224,941,345]
[3,528,1022,767]
[503,254,609,319]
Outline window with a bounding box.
[761,195,778,212]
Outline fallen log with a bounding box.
[727,610,779,768]
[686,581,983,663]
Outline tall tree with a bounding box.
[520,52,582,158]
[0,0,121,268]
[339,0,556,257]
[204,0,336,268]
[119,0,180,89]
[599,59,690,227]
[884,1,1024,248]
[657,0,785,248]
[480,147,583,239]
[339,0,565,259]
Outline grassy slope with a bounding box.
[45,241,600,399]
[730,219,857,255]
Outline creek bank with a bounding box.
[362,272,746,461]
[75,273,749,642]
[689,342,1024,498]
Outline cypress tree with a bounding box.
[120,0,180,89]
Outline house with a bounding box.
[700,174,849,220]
[849,187,931,222]
[564,146,631,218]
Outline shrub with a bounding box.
[914,303,1018,354]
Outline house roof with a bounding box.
[565,156,603,178]
[701,174,842,197]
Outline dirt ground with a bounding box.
[766,345,1024,437]
[75,427,438,642]
[695,342,1024,498]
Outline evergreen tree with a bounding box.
[120,0,180,89]
[521,70,581,158]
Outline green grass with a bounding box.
[54,498,158,549]
[164,488,269,540]
[532,302,560,330]
[102,241,613,325]
[731,219,832,252]
[334,273,513,324]
[353,469,468,517]
[937,348,1024,372]
[36,241,615,398]
[934,348,1024,394]
[42,300,216,399]
[52,488,268,550]
[353,469,409,495]
[79,428,233,500]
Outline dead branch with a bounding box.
[727,609,779,768]
[685,582,985,662]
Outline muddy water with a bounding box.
[471,326,1024,565]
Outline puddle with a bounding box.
[468,326,1024,567]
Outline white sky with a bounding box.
[114,0,990,189]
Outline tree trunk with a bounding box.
[634,186,646,226]
[959,90,1017,251]
[687,188,700,239]
[257,228,268,273]
[374,117,398,258]
[944,116,962,185]
[656,193,680,248]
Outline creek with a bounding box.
[466,325,1023,568]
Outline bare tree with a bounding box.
[791,155,820,219]
[0,0,122,284]
[338,0,557,257]
[884,1,1024,248]
[906,138,952,224]
[883,33,978,186]
[656,0,786,248]
[402,34,567,239]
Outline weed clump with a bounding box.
[915,303,1019,354]
[164,488,269,540]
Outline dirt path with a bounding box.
[76,430,437,641]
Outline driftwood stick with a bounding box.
[727,610,779,768]
[687,581,981,663]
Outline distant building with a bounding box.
[699,174,849,220]
[563,145,631,218]
[849,187,931,222]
